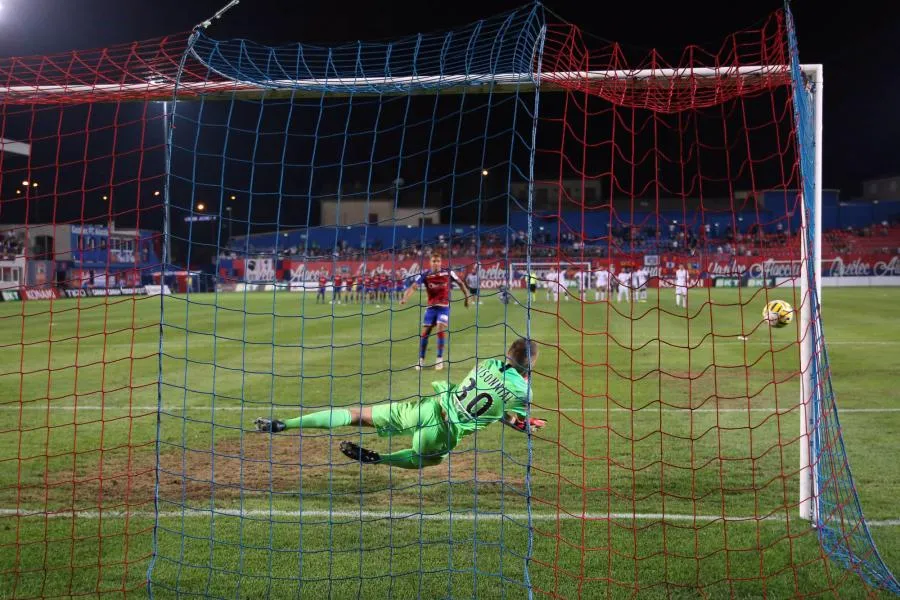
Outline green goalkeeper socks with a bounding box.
[376,448,444,469]
[283,408,352,430]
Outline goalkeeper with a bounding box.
[254,338,546,469]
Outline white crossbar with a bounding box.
[0,137,30,156]
[0,65,821,98]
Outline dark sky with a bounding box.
[1,0,899,197]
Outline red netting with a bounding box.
[0,36,172,599]
[519,10,887,598]
[0,32,249,105]
[0,6,895,599]
[541,13,792,111]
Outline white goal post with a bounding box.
[0,62,824,523]
[798,64,823,524]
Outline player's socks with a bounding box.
[419,334,429,359]
[283,408,352,430]
[436,331,446,359]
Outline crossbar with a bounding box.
[0,64,822,102]
[0,137,30,156]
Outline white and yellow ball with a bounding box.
[762,299,793,328]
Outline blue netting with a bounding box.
[187,6,544,93]
[139,2,899,597]
[785,2,900,594]
[149,4,546,598]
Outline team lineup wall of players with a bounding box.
[301,258,697,307]
[315,271,408,305]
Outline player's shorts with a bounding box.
[675,285,687,296]
[318,287,326,294]
[371,397,456,456]
[423,305,450,326]
[529,284,536,293]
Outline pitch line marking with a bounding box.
[0,508,897,527]
[2,405,899,414]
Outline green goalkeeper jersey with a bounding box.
[432,358,531,443]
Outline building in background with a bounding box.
[0,222,161,291]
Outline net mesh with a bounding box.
[0,3,896,598]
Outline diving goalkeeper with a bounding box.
[253,338,546,469]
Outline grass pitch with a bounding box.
[1,286,898,598]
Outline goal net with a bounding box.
[1,3,897,599]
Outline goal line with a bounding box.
[1,508,897,527]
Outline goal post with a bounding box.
[796,64,823,524]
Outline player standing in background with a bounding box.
[356,275,369,304]
[616,268,631,303]
[316,275,327,304]
[333,274,343,304]
[559,268,570,301]
[395,273,406,299]
[675,263,689,308]
[344,276,355,303]
[636,266,648,302]
[254,338,546,469]
[545,268,559,302]
[594,266,609,302]
[400,253,471,371]
[527,271,538,303]
[375,272,385,303]
[575,269,589,301]
[630,268,641,304]
[368,273,378,303]
[363,274,374,303]
[465,266,480,305]
[374,272,384,303]
[382,272,391,303]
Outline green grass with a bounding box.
[0,287,898,599]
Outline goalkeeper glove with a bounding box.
[508,417,547,433]
[254,417,286,433]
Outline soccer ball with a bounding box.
[762,299,793,328]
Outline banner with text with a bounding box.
[218,253,900,290]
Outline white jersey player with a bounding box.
[616,269,631,303]
[558,268,570,301]
[674,264,689,307]
[636,267,648,302]
[594,267,610,301]
[545,269,560,302]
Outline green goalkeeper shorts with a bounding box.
[371,397,456,457]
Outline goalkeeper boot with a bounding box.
[254,417,286,433]
[340,441,381,464]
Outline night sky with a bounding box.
[1,0,899,196]
[0,0,900,197]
